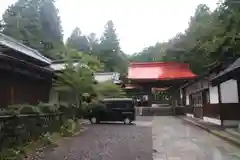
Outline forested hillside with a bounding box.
[0,0,128,73]
[1,0,239,74]
[130,0,240,74]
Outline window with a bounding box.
[105,101,132,110]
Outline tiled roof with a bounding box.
[0,33,51,64]
[212,57,240,80]
[128,62,197,80]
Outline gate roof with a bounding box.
[128,62,197,80]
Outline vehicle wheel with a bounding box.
[123,117,131,125]
[90,117,97,124]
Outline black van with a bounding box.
[87,98,135,124]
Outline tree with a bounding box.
[95,81,126,99]
[161,2,240,74]
[129,2,240,74]
[165,4,216,73]
[2,0,43,49]
[67,27,91,53]
[39,0,63,54]
[206,0,240,62]
[1,0,64,59]
[87,32,101,56]
[88,33,98,50]
[129,42,168,62]
[129,3,239,74]
[54,50,103,108]
[98,20,127,73]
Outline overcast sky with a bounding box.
[1,0,218,54]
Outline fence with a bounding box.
[182,103,240,121]
[135,107,173,116]
[184,106,194,114]
[0,113,63,150]
[203,104,220,119]
[220,103,240,120]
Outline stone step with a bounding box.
[226,128,240,139]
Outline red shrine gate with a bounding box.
[125,62,197,107]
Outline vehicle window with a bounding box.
[105,102,115,109]
[105,101,132,109]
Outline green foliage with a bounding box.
[67,27,90,53]
[0,116,82,159]
[88,32,99,54]
[95,81,126,99]
[0,113,62,151]
[39,133,53,147]
[4,103,58,115]
[0,108,13,116]
[54,49,103,108]
[7,104,41,115]
[129,42,168,62]
[66,20,128,73]
[1,0,64,59]
[129,1,240,74]
[0,101,85,158]
[39,0,63,46]
[98,20,128,73]
[162,2,240,73]
[40,132,58,146]
[60,119,80,137]
[0,148,23,160]
[37,102,59,113]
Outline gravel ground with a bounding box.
[28,116,240,160]
[32,117,153,160]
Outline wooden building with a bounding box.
[181,59,240,126]
[93,72,122,84]
[0,33,53,107]
[50,60,121,84]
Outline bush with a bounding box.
[60,119,78,137]
[95,81,126,99]
[80,102,89,118]
[37,103,59,113]
[8,104,41,115]
[0,148,23,160]
[40,132,54,146]
[3,103,60,116]
[0,102,84,157]
[19,105,41,115]
[59,103,79,119]
[0,108,12,116]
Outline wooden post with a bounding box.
[217,84,222,103]
[217,84,223,125]
[10,86,14,105]
[237,79,240,103]
[147,89,153,107]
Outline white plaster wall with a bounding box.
[186,113,194,118]
[94,72,120,83]
[220,79,239,103]
[186,95,190,105]
[223,120,240,127]
[180,89,183,99]
[203,117,221,125]
[94,74,113,82]
[49,89,59,105]
[209,86,219,104]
